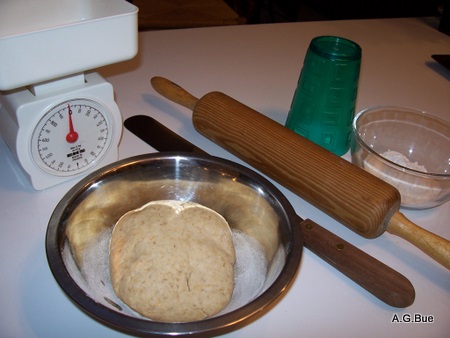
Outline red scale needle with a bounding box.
[66,104,79,143]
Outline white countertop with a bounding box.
[1,18,449,337]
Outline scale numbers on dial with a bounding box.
[31,99,113,176]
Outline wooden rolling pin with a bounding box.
[151,76,450,270]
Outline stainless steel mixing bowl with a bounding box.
[46,152,302,336]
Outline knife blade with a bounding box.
[124,115,206,154]
[124,114,415,308]
[432,54,450,71]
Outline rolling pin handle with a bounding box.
[151,77,198,110]
[388,212,450,270]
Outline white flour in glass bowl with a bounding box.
[363,150,441,207]
[382,150,427,172]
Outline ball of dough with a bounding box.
[109,200,235,322]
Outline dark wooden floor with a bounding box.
[226,0,448,35]
[224,0,444,24]
[128,0,448,35]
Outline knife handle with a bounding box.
[300,218,415,308]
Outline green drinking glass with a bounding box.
[285,36,361,156]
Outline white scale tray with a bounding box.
[0,0,138,91]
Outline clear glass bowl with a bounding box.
[351,106,450,209]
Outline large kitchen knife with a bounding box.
[124,114,415,308]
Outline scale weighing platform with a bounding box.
[0,0,138,190]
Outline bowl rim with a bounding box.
[45,152,303,337]
[352,105,450,178]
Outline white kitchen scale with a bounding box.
[0,0,138,190]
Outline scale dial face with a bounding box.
[31,98,114,177]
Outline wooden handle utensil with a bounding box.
[150,76,450,270]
